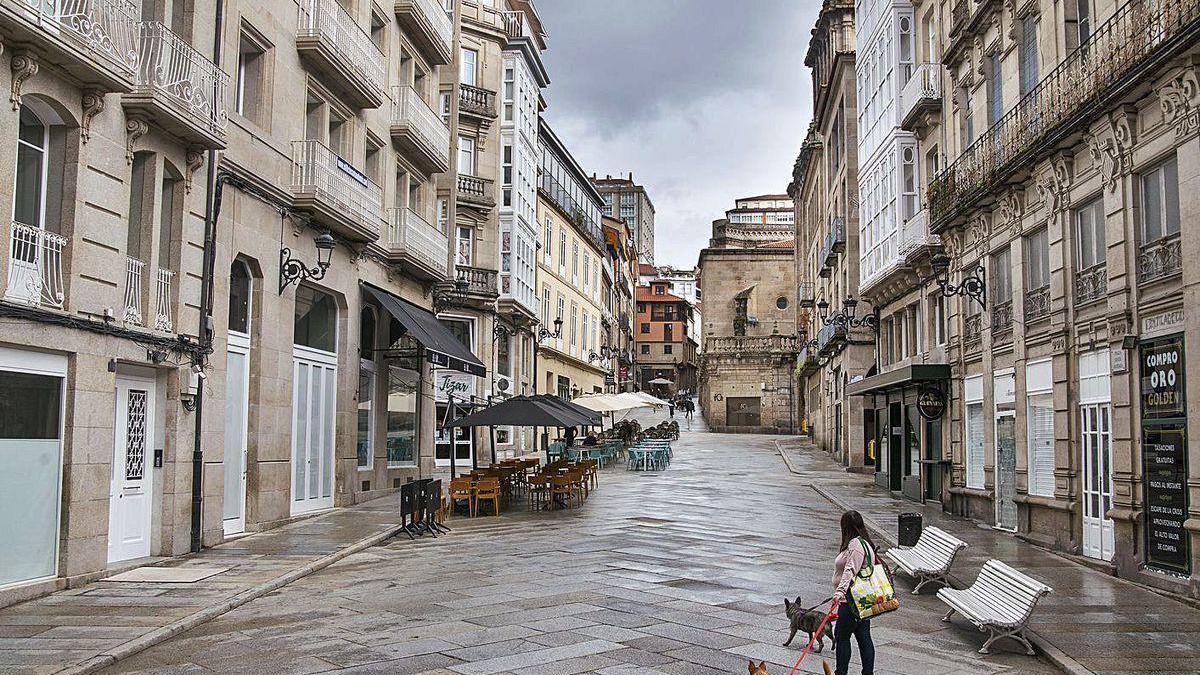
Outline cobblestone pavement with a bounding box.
[103,428,1057,675]
[778,439,1200,675]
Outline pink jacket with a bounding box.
[833,538,870,601]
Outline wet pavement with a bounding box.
[778,438,1200,675]
[99,425,1057,675]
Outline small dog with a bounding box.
[783,596,834,652]
[748,659,834,675]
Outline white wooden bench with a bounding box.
[885,526,968,594]
[937,559,1052,655]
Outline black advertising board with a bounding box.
[1140,337,1185,419]
[1142,424,1190,573]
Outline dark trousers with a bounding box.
[834,602,875,675]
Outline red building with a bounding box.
[634,280,698,396]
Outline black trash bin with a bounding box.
[898,512,922,547]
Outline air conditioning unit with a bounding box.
[495,375,513,395]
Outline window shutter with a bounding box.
[967,403,985,489]
[1028,399,1055,496]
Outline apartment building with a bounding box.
[789,0,873,469]
[535,120,608,399]
[437,0,546,465]
[698,208,798,433]
[602,215,639,392]
[857,0,1200,597]
[0,0,225,603]
[593,172,656,265]
[634,280,698,397]
[651,265,702,354]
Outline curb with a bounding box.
[806,481,1094,675]
[55,523,405,675]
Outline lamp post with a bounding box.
[278,231,336,293]
[531,316,562,456]
[816,296,880,333]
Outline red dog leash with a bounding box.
[786,598,840,675]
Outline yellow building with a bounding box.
[536,121,609,398]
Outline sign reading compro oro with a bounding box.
[1140,336,1185,419]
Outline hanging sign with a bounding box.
[917,385,946,420]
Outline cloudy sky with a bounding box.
[536,0,820,268]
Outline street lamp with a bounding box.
[817,296,880,333]
[537,317,563,342]
[926,253,987,310]
[278,231,336,293]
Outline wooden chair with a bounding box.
[581,459,598,489]
[448,478,474,518]
[473,478,502,517]
[528,474,551,511]
[567,468,588,502]
[550,476,574,510]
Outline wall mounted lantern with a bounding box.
[279,231,336,293]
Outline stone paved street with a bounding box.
[101,425,1057,675]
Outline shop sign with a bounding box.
[917,386,947,420]
[1142,424,1190,573]
[1140,336,1185,419]
[1142,309,1185,338]
[435,369,475,402]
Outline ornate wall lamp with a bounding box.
[537,317,563,342]
[279,231,336,293]
[926,253,987,310]
[816,296,880,333]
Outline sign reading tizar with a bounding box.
[917,385,946,420]
[1140,336,1185,419]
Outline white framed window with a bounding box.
[357,307,376,471]
[964,375,985,489]
[501,141,512,207]
[1025,228,1050,290]
[457,136,475,175]
[1075,197,1105,269]
[1026,359,1055,497]
[502,65,514,121]
[456,226,473,266]
[1140,156,1180,243]
[459,47,477,86]
[437,198,448,233]
[570,302,578,347]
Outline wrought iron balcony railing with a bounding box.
[459,83,498,118]
[129,21,228,146]
[1,0,139,90]
[297,0,386,107]
[991,300,1014,343]
[5,222,67,309]
[798,281,815,307]
[291,139,384,241]
[391,85,451,173]
[1137,234,1182,285]
[929,0,1200,230]
[394,0,453,65]
[1074,263,1107,305]
[707,335,798,355]
[388,207,449,279]
[820,217,846,268]
[900,62,942,130]
[1024,285,1051,321]
[123,256,145,324]
[154,268,173,332]
[817,322,847,355]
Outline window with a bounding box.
[456,226,473,266]
[986,53,1003,127]
[457,136,475,175]
[965,376,985,489]
[497,328,512,378]
[654,285,664,295]
[542,286,550,325]
[571,241,579,283]
[357,308,376,470]
[664,324,673,342]
[1075,197,1105,269]
[640,323,650,334]
[370,8,386,51]
[459,47,477,86]
[502,65,514,121]
[931,293,946,345]
[1140,156,1180,243]
[236,27,269,125]
[365,137,384,185]
[1025,229,1049,290]
[386,363,418,467]
[569,302,578,347]
[294,286,337,352]
[991,247,1012,305]
[583,254,590,292]
[640,343,650,354]
[559,230,566,268]
[501,141,512,207]
[1077,0,1091,45]
[437,198,448,233]
[1027,360,1055,497]
[439,92,451,126]
[581,312,589,352]
[1019,16,1039,96]
[544,219,553,262]
[14,105,48,229]
[228,262,251,334]
[664,343,673,355]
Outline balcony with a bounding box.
[387,207,449,281]
[124,21,228,149]
[798,281,815,308]
[930,0,1200,231]
[296,0,387,109]
[1074,264,1107,306]
[0,0,139,93]
[390,85,451,175]
[816,322,847,356]
[459,84,498,119]
[820,217,846,268]
[455,265,499,299]
[291,140,385,242]
[123,256,145,324]
[707,335,798,355]
[1024,285,1051,322]
[1137,235,1182,286]
[900,62,942,132]
[991,301,1014,344]
[154,268,173,332]
[796,346,819,377]
[394,0,452,66]
[898,209,941,259]
[457,174,496,210]
[4,222,67,309]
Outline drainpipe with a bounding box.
[191,0,225,554]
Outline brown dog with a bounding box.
[747,659,834,674]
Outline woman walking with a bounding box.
[831,510,877,675]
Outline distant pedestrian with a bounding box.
[668,401,676,418]
[832,510,877,675]
[564,426,576,447]
[684,398,694,419]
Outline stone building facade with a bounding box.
[602,215,639,392]
[790,0,873,469]
[860,0,1200,598]
[697,221,798,433]
[593,173,656,265]
[634,280,698,397]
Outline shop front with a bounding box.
[1138,333,1190,576]
[847,364,950,504]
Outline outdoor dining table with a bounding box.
[628,445,670,471]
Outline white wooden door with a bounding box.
[222,333,250,535]
[108,375,155,563]
[1081,403,1114,561]
[291,347,337,515]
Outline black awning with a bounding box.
[531,394,601,426]
[446,396,586,428]
[846,363,951,397]
[363,284,487,377]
